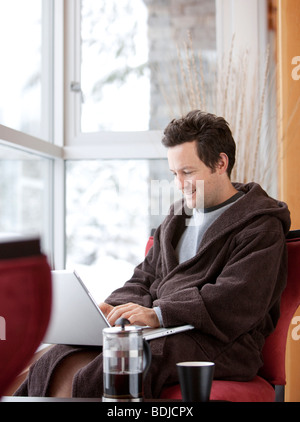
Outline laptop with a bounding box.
[43,270,194,346]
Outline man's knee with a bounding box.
[47,349,99,397]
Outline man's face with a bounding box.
[167,141,222,209]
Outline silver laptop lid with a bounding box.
[43,270,109,346]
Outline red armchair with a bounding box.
[146,230,300,402]
[0,238,52,397]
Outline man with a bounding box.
[15,110,290,398]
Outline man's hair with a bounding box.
[162,110,236,178]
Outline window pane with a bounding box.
[80,0,150,132]
[0,0,52,140]
[80,0,216,132]
[0,144,53,258]
[66,159,181,301]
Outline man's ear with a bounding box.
[217,153,229,175]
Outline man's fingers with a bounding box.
[107,303,135,325]
[107,303,160,328]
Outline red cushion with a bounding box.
[160,376,275,402]
[259,237,300,385]
[145,236,154,256]
[0,255,51,396]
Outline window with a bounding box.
[0,0,57,264]
[0,144,53,255]
[80,0,150,132]
[65,159,182,301]
[66,0,217,143]
[0,0,53,141]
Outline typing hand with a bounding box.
[106,302,160,328]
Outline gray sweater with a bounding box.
[176,192,244,263]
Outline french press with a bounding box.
[102,318,152,402]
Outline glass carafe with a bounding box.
[102,318,151,402]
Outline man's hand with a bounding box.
[99,302,114,317]
[100,302,160,328]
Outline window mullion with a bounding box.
[65,0,82,146]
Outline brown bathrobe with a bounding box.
[15,182,291,398]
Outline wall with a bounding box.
[277,0,300,402]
